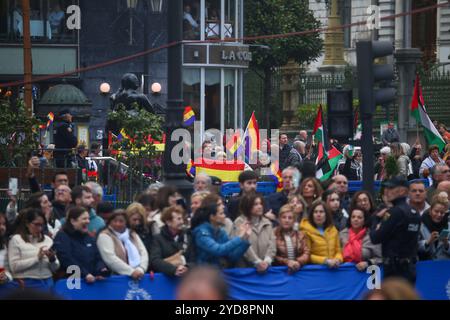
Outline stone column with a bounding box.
[322,0,346,66]
[394,48,422,142]
[280,60,301,133]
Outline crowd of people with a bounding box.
[1,125,450,298]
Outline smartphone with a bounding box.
[439,229,449,240]
[8,178,18,196]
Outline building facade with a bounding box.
[0,0,249,146]
[307,0,450,72]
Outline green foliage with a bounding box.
[245,0,323,71]
[0,99,43,167]
[295,100,360,130]
[107,104,164,164]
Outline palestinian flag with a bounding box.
[313,105,326,165]
[411,74,445,152]
[316,146,343,181]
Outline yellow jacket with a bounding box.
[299,219,343,265]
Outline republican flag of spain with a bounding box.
[183,106,196,127]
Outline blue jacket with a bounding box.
[60,208,105,235]
[192,222,250,267]
[53,229,107,278]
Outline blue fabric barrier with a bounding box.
[415,260,450,300]
[51,264,371,300]
[1,260,447,300]
[221,179,430,197]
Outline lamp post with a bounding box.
[163,0,193,199]
[126,0,138,45]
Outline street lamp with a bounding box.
[163,0,193,199]
[100,82,111,94]
[151,82,162,95]
[126,0,139,45]
[149,0,163,13]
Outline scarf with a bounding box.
[422,210,448,234]
[113,229,141,268]
[343,227,366,263]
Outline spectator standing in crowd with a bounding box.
[193,173,212,192]
[298,177,323,210]
[418,195,450,260]
[150,206,195,277]
[8,209,60,290]
[53,206,109,283]
[288,194,308,227]
[350,191,376,217]
[286,141,304,170]
[25,192,61,238]
[62,186,105,236]
[300,201,343,268]
[97,210,148,280]
[273,205,310,273]
[381,122,400,146]
[409,141,423,179]
[330,175,351,212]
[426,164,450,203]
[391,143,412,178]
[420,145,445,183]
[407,181,430,216]
[233,194,276,273]
[188,191,210,226]
[75,144,89,178]
[438,124,450,144]
[322,189,347,232]
[0,212,12,285]
[54,110,78,168]
[227,170,258,221]
[340,208,382,271]
[279,134,292,171]
[191,196,251,267]
[370,176,421,284]
[85,182,104,212]
[153,186,182,229]
[202,194,234,236]
[266,167,300,216]
[52,184,71,220]
[340,147,363,181]
[126,202,154,256]
[294,130,308,144]
[375,147,391,180]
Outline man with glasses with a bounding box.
[407,181,430,216]
[330,174,351,212]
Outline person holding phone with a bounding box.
[418,195,450,260]
[7,208,60,290]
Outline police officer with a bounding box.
[54,109,78,168]
[370,176,421,284]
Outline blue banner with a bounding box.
[416,260,450,300]
[1,261,448,300]
[51,264,371,300]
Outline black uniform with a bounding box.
[370,196,421,283]
[54,120,78,168]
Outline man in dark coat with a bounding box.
[54,109,78,168]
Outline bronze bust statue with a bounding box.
[110,73,155,114]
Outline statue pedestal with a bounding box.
[280,60,301,134]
